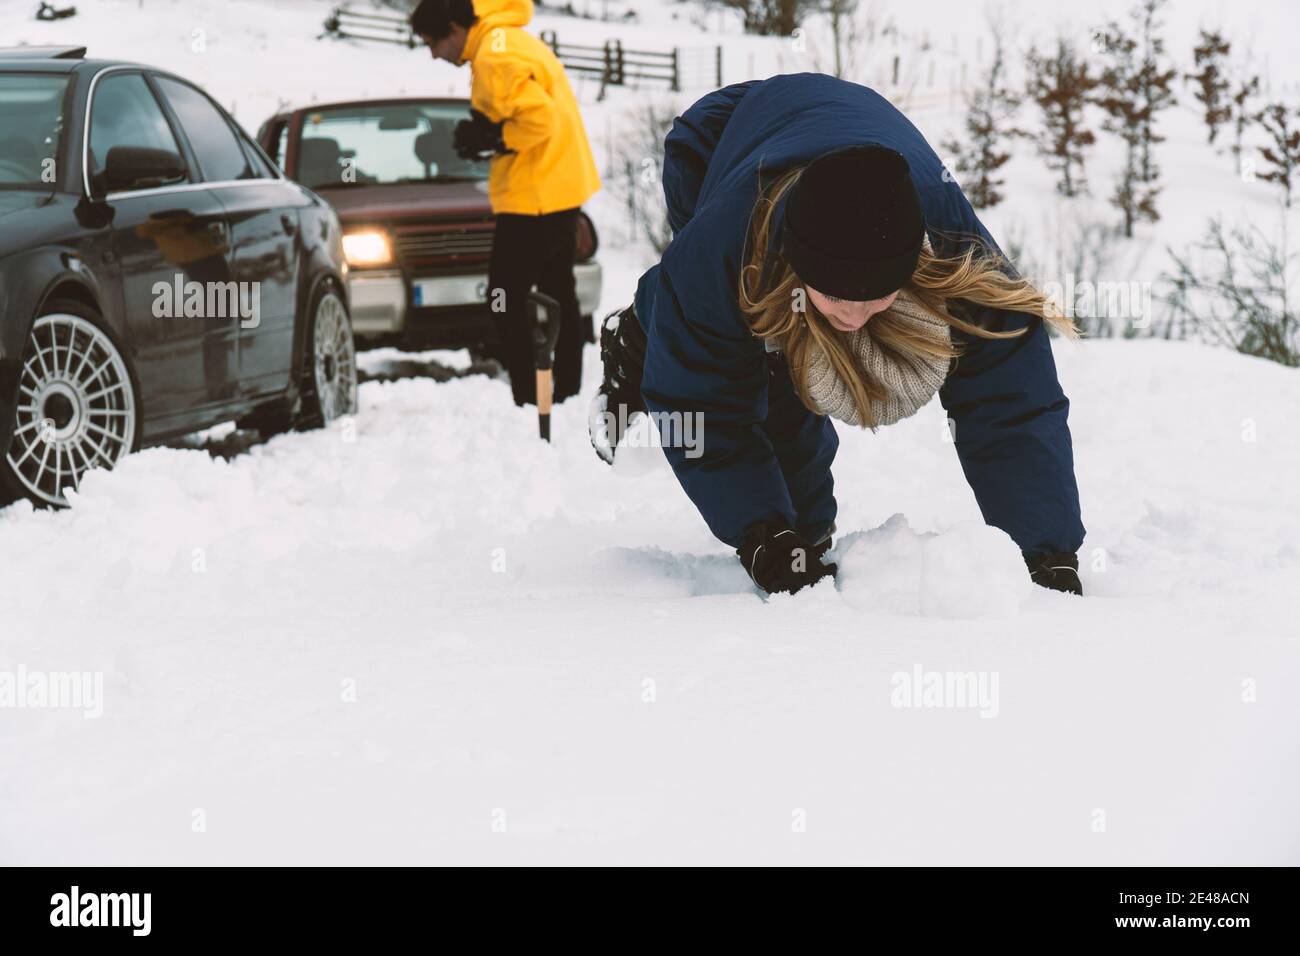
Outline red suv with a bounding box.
[257,98,602,349]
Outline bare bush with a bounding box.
[1095,22,1152,237]
[942,13,1022,210]
[816,0,862,79]
[608,100,680,253]
[712,0,815,36]
[1010,213,1150,340]
[1130,0,1178,186]
[1255,102,1300,208]
[1230,72,1261,172]
[1165,217,1298,366]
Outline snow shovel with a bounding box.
[529,290,562,442]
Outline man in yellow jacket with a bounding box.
[412,0,601,406]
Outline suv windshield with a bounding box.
[0,73,68,189]
[297,102,489,190]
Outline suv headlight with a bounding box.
[342,230,392,267]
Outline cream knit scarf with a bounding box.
[804,287,952,428]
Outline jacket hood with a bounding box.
[462,0,533,62]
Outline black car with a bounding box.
[0,46,357,508]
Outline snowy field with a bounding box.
[2,338,1298,865]
[1,0,1298,864]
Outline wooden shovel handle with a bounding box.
[536,369,552,416]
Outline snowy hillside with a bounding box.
[1,0,1298,864]
[7,0,1299,298]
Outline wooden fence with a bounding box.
[538,31,722,100]
[321,7,416,48]
[318,11,724,101]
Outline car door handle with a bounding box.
[281,214,297,236]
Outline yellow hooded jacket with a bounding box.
[461,0,601,215]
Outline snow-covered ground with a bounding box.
[2,1,1299,864]
[2,337,1298,865]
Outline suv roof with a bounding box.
[277,95,471,117]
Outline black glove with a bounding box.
[454,109,510,160]
[1026,552,1083,596]
[738,522,837,596]
[805,523,835,563]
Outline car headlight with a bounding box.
[342,230,392,267]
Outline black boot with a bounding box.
[1025,552,1083,595]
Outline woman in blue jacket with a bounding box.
[589,73,1086,596]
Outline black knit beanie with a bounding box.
[781,145,925,301]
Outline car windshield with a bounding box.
[297,102,489,190]
[0,73,68,190]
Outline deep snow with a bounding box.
[1,0,1298,864]
[2,338,1298,865]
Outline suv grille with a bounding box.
[394,221,494,266]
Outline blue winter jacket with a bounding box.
[634,73,1085,557]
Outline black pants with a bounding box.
[487,208,583,406]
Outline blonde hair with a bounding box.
[739,167,1077,427]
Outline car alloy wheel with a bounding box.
[312,290,358,423]
[5,313,136,506]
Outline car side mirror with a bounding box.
[99,146,185,196]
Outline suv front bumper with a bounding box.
[348,261,603,340]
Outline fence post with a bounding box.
[670,48,680,92]
[598,41,609,101]
[600,39,624,102]
[715,45,723,86]
[601,39,612,101]
[541,29,558,56]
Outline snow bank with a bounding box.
[919,521,1031,618]
[831,515,1031,618]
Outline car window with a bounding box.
[88,72,186,187]
[154,76,250,182]
[241,133,278,179]
[260,121,288,171]
[0,73,69,189]
[296,103,489,189]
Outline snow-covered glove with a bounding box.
[589,305,648,465]
[738,522,837,596]
[453,109,510,160]
[1025,551,1083,596]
